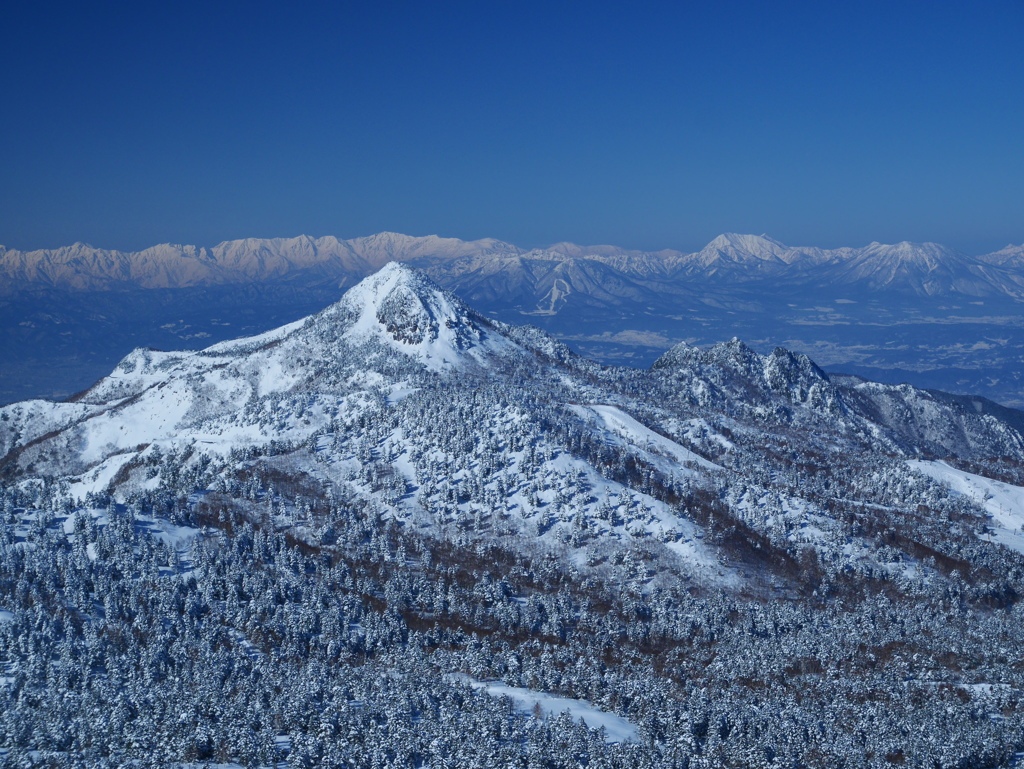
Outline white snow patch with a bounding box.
[569,404,721,472]
[387,384,420,404]
[677,417,736,451]
[909,460,1024,554]
[145,518,201,552]
[202,316,306,355]
[255,354,301,396]
[69,452,139,498]
[452,676,639,743]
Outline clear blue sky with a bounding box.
[2,1,1022,254]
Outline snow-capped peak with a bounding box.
[824,240,995,295]
[689,233,801,272]
[328,262,521,369]
[704,233,786,252]
[859,240,965,268]
[701,233,787,258]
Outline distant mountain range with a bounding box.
[4,231,1024,301]
[3,232,1024,409]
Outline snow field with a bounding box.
[450,675,639,744]
[569,404,722,472]
[908,459,1024,554]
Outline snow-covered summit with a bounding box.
[321,261,522,370]
[826,240,997,295]
[679,233,816,277]
[701,233,789,259]
[978,242,1024,269]
[652,337,762,370]
[652,338,834,407]
[855,241,969,276]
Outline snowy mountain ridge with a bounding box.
[4,231,1023,298]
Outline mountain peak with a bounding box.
[650,340,698,370]
[695,233,793,268]
[979,242,1024,267]
[847,240,973,279]
[706,233,786,250]
[861,240,963,261]
[330,262,519,369]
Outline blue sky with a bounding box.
[2,1,1022,254]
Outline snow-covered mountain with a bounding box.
[980,242,1024,268]
[6,263,1024,766]
[4,231,1024,299]
[817,240,1006,296]
[0,264,527,476]
[3,263,1022,553]
[0,232,521,292]
[671,233,819,278]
